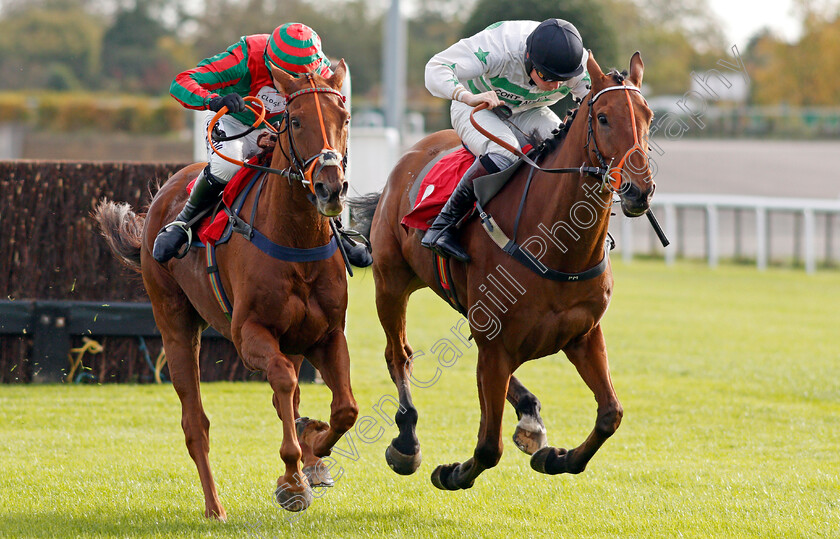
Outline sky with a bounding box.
[708,0,800,46]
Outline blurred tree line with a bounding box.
[0,0,731,99]
[3,0,834,112]
[747,0,840,105]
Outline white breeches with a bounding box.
[449,101,562,161]
[202,111,266,183]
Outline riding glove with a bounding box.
[208,94,246,113]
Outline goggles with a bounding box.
[534,67,571,83]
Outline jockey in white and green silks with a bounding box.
[422,19,591,263]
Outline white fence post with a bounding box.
[756,207,768,271]
[664,204,677,266]
[706,204,718,268]
[622,215,633,264]
[804,209,816,274]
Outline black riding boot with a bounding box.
[152,166,225,263]
[341,237,372,267]
[420,159,488,262]
[334,220,373,268]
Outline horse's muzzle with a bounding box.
[620,182,655,217]
[314,179,348,217]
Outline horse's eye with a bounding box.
[291,117,301,128]
[597,113,608,126]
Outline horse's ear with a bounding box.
[329,59,347,90]
[586,50,606,90]
[628,51,644,87]
[271,64,296,94]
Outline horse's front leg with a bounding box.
[531,324,623,475]
[508,375,548,455]
[373,262,422,475]
[235,321,312,512]
[431,348,512,490]
[296,330,359,460]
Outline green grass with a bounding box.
[1,260,839,537]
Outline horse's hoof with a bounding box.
[430,463,462,491]
[303,463,335,488]
[274,483,313,512]
[530,446,573,475]
[204,505,227,521]
[513,424,548,455]
[385,444,422,475]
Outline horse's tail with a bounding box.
[347,192,382,240]
[92,198,145,273]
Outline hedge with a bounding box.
[0,160,256,383]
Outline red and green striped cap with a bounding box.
[265,23,325,75]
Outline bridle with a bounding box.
[470,84,650,187]
[585,83,651,192]
[207,74,348,196]
[279,74,348,195]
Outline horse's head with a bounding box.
[585,52,655,217]
[271,60,350,217]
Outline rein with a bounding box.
[470,103,608,179]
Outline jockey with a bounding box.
[422,19,591,262]
[153,22,372,267]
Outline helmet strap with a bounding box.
[524,54,534,84]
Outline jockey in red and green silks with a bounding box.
[170,28,333,133]
[154,23,360,264]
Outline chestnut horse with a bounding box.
[94,62,358,518]
[350,53,654,490]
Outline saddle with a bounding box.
[400,145,530,232]
[186,153,271,247]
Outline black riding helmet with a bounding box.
[525,19,585,82]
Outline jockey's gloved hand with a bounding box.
[208,94,246,113]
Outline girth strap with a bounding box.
[206,243,233,321]
[433,253,469,316]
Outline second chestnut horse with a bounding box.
[351,52,655,490]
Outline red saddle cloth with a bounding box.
[401,148,475,232]
[187,155,267,246]
[400,144,531,232]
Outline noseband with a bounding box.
[585,83,651,192]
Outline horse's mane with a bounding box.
[606,69,629,84]
[538,106,578,156]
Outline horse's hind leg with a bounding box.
[531,325,623,475]
[508,376,548,455]
[373,255,423,475]
[431,347,512,490]
[145,277,226,519]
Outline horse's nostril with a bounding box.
[340,182,349,197]
[622,182,641,199]
[314,183,330,201]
